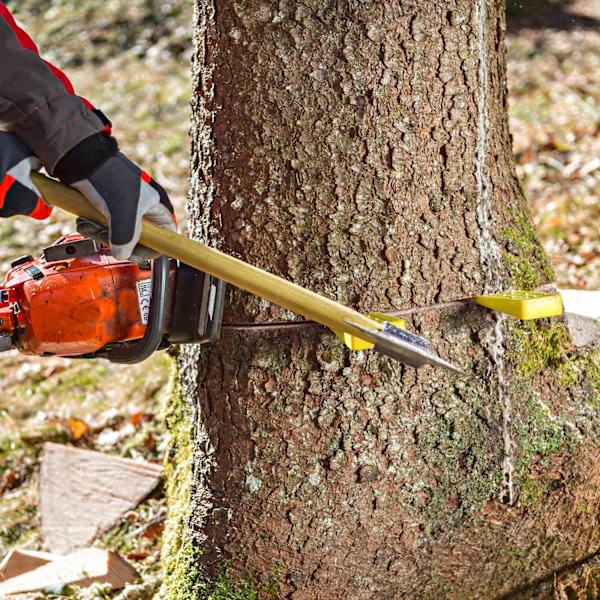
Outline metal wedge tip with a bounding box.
[345,320,465,376]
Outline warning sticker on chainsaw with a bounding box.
[136,280,152,325]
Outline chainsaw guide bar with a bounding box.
[30,172,463,374]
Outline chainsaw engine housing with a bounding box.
[0,233,224,361]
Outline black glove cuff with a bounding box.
[54,133,119,184]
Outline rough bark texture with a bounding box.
[162,1,600,598]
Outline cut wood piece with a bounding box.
[40,443,162,554]
[559,289,600,320]
[0,548,138,596]
[564,313,600,348]
[0,550,55,581]
[559,289,600,347]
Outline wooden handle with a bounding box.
[31,172,383,339]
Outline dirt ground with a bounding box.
[0,1,598,598]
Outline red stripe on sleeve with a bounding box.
[29,198,53,220]
[0,175,15,210]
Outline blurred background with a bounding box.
[507,0,600,289]
[0,1,195,597]
[0,0,598,597]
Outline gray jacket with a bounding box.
[0,8,106,172]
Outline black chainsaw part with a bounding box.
[10,255,33,269]
[167,262,225,345]
[43,238,101,261]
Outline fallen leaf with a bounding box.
[68,418,88,441]
[0,469,19,493]
[129,411,143,427]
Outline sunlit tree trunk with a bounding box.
[161,1,600,598]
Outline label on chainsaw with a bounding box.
[136,280,152,325]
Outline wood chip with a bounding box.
[0,550,55,581]
[40,443,162,554]
[0,548,138,596]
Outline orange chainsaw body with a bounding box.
[0,234,156,356]
[0,233,224,362]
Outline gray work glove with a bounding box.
[0,131,52,220]
[55,133,176,261]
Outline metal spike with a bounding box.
[345,320,465,375]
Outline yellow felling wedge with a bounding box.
[335,312,406,351]
[474,291,563,320]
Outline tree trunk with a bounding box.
[161,1,600,598]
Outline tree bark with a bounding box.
[162,1,600,598]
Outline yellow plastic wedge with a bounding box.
[335,312,406,351]
[474,291,563,320]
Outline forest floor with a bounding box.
[0,1,194,598]
[0,1,598,599]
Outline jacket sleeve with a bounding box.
[0,5,109,173]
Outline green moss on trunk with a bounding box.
[507,318,600,509]
[501,195,555,290]
[160,358,204,598]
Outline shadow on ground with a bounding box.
[507,0,600,32]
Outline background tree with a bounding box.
[161,0,600,598]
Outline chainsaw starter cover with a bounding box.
[0,233,159,356]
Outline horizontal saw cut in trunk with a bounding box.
[29,173,460,371]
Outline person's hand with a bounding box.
[55,134,176,261]
[0,131,53,220]
[72,153,176,261]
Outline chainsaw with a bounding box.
[0,233,225,363]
